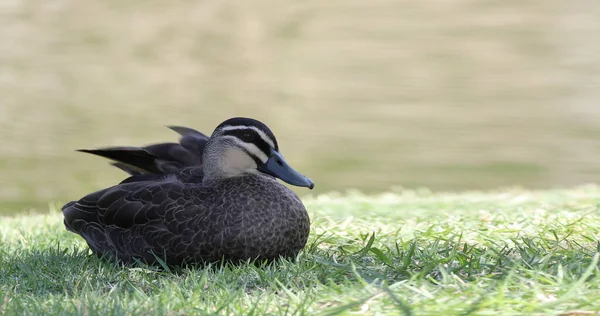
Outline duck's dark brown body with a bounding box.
[63,173,310,265]
[62,118,314,266]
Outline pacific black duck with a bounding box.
[62,117,314,265]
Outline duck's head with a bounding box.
[202,117,314,190]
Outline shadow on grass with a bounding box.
[1,233,598,315]
[3,233,599,289]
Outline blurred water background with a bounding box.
[1,0,600,215]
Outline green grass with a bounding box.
[2,186,600,315]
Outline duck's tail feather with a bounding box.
[77,126,210,176]
[77,147,169,174]
[110,162,146,176]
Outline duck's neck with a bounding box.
[201,138,259,186]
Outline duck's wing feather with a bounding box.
[77,126,209,176]
[167,125,210,156]
[62,181,212,264]
[119,166,205,184]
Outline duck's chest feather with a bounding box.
[63,174,310,265]
[189,176,309,261]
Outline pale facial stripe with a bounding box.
[220,125,275,149]
[221,135,269,163]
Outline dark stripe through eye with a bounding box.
[223,128,272,164]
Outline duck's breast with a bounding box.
[197,175,310,261]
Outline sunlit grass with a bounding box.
[1,186,600,315]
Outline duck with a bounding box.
[62,117,314,266]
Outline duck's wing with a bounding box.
[167,125,209,157]
[62,181,212,265]
[119,166,205,184]
[77,126,209,176]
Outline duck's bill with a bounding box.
[257,150,314,189]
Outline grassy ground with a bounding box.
[1,186,600,315]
